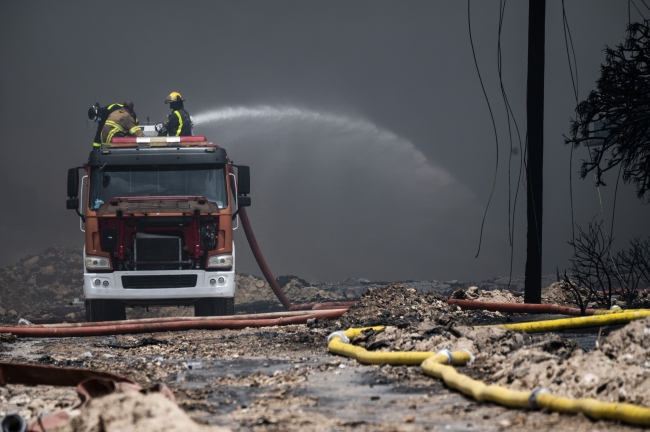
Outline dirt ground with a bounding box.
[1,284,646,431]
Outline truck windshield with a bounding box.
[89,164,228,210]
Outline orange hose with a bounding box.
[448,299,595,316]
[0,309,346,338]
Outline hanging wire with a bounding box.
[563,1,630,290]
[562,0,579,248]
[496,0,525,287]
[611,163,624,238]
[468,0,501,259]
[631,0,648,20]
[642,0,650,11]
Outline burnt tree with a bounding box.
[566,22,650,202]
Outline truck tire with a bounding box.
[194,297,235,317]
[85,299,126,322]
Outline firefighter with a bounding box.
[100,101,144,144]
[88,102,139,147]
[160,92,192,136]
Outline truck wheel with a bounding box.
[85,299,126,322]
[194,298,235,317]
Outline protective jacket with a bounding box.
[165,108,192,136]
[93,104,139,147]
[100,109,144,144]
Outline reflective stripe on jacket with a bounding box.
[166,108,192,136]
[100,109,144,144]
[92,104,139,146]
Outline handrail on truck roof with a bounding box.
[106,136,217,148]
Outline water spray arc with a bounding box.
[192,104,478,283]
[193,105,458,186]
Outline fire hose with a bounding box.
[13,310,342,328]
[0,309,345,338]
[328,327,650,427]
[447,299,597,316]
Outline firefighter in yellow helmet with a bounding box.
[159,92,192,136]
[100,101,144,144]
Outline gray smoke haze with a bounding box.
[0,1,648,282]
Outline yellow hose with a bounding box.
[328,327,438,365]
[421,354,531,409]
[482,309,650,333]
[535,393,650,425]
[328,327,650,426]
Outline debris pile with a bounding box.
[56,391,229,432]
[541,281,593,308]
[471,317,650,405]
[450,286,523,303]
[0,246,84,322]
[236,274,340,305]
[0,384,78,421]
[338,284,475,329]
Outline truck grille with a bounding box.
[135,233,183,271]
[121,275,198,289]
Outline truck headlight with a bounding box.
[85,255,111,269]
[207,254,233,269]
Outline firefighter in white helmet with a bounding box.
[160,92,192,136]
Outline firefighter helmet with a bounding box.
[165,92,185,104]
[87,103,100,121]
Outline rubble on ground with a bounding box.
[334,284,510,330]
[450,286,523,303]
[541,281,594,308]
[472,317,650,405]
[348,307,650,407]
[0,246,84,322]
[0,383,79,421]
[56,391,230,432]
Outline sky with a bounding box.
[0,0,648,283]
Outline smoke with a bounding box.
[194,106,479,282]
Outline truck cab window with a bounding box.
[89,164,227,210]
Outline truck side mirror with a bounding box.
[237,165,250,195]
[67,168,79,198]
[238,196,251,207]
[66,197,80,210]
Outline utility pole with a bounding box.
[524,0,545,304]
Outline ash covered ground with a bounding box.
[0,247,646,431]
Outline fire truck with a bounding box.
[66,131,250,322]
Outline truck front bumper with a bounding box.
[83,269,235,301]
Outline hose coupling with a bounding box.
[1,413,27,432]
[435,349,454,364]
[460,349,476,365]
[327,331,350,344]
[529,387,550,409]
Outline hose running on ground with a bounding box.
[448,299,596,316]
[328,327,650,426]
[0,309,346,338]
[481,309,650,333]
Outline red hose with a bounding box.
[0,310,346,338]
[238,207,294,309]
[9,310,345,328]
[448,299,596,316]
[290,302,358,311]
